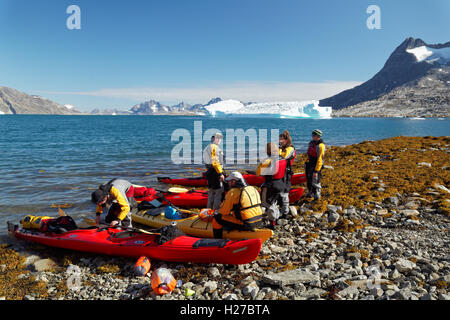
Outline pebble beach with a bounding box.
[1,136,449,301]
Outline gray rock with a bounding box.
[327,205,342,213]
[262,268,320,286]
[438,293,450,300]
[395,259,416,273]
[435,184,450,194]
[353,259,363,268]
[203,281,217,293]
[23,255,40,266]
[420,293,435,300]
[328,211,340,223]
[385,197,400,206]
[33,259,58,272]
[393,288,412,300]
[242,281,259,299]
[339,286,360,299]
[207,267,221,279]
[300,288,327,299]
[370,287,384,297]
[400,209,420,217]
[417,162,432,167]
[389,269,401,279]
[222,293,238,300]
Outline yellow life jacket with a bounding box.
[20,215,52,229]
[232,186,263,226]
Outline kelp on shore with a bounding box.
[291,136,450,216]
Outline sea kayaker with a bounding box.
[211,172,263,238]
[277,130,296,215]
[279,130,296,161]
[91,178,161,227]
[203,132,225,210]
[304,129,326,200]
[257,140,295,229]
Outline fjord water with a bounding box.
[0,115,449,235]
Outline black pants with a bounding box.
[305,162,322,197]
[105,203,132,228]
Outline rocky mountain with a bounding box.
[130,99,170,115]
[127,98,217,115]
[0,86,81,115]
[320,37,450,117]
[332,66,450,117]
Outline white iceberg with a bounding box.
[205,99,332,119]
[406,46,450,65]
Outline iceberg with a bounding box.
[205,99,332,118]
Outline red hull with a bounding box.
[158,173,306,187]
[161,188,304,208]
[11,227,261,265]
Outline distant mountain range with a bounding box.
[91,98,223,115]
[321,37,450,117]
[2,37,448,117]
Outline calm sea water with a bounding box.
[1,115,449,235]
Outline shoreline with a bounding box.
[1,136,449,300]
[1,113,449,118]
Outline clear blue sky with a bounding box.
[0,0,449,111]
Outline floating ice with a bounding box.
[205,99,332,118]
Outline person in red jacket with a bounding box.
[304,129,326,200]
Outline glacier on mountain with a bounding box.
[406,46,450,65]
[204,99,332,118]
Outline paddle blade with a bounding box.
[167,187,189,193]
[58,207,66,216]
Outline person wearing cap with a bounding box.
[211,172,263,238]
[91,178,161,227]
[203,132,225,210]
[304,129,326,200]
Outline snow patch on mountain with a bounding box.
[205,99,332,118]
[406,46,450,64]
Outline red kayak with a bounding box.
[158,173,307,187]
[8,223,261,265]
[158,188,304,208]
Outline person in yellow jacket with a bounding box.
[211,172,263,239]
[203,132,225,210]
[279,130,296,161]
[91,178,160,227]
[304,129,326,200]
